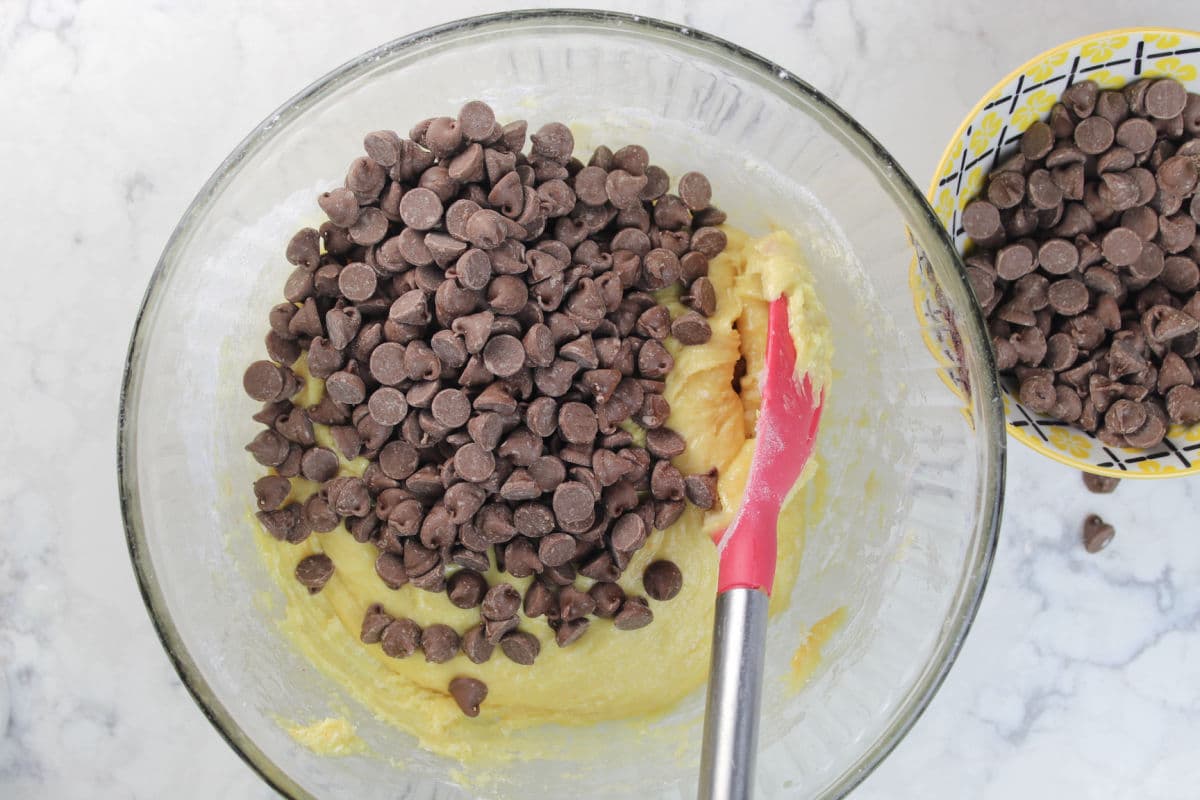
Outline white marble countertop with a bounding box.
[2,0,1198,797]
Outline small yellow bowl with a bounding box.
[930,28,1200,478]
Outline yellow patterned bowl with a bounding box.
[930,28,1200,478]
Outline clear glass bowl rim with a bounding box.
[118,9,1006,799]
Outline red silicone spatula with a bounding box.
[698,296,824,800]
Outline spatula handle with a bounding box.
[698,587,770,800]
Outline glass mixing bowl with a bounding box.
[119,10,1004,799]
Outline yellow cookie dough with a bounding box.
[256,228,832,761]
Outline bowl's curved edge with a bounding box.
[927,26,1200,479]
[119,8,1008,799]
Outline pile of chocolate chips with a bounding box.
[243,100,728,717]
[963,77,1200,448]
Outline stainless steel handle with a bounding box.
[698,587,770,800]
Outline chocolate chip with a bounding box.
[496,428,540,467]
[421,624,460,663]
[526,533,570,568]
[530,122,574,163]
[645,427,686,459]
[987,171,1026,209]
[455,443,497,483]
[243,361,295,403]
[253,475,291,512]
[1062,80,1099,117]
[448,676,488,718]
[381,618,422,658]
[476,334,521,378]
[529,455,567,493]
[479,582,519,621]
[678,171,712,212]
[1018,373,1056,413]
[1114,118,1156,155]
[319,187,361,228]
[1080,472,1120,496]
[1074,116,1115,155]
[1021,121,1054,160]
[607,512,644,553]
[296,447,337,483]
[294,554,334,593]
[1167,385,1200,424]
[1046,279,1089,316]
[557,585,596,622]
[589,582,625,618]
[1026,168,1064,210]
[642,560,682,601]
[681,277,717,319]
[447,569,488,609]
[552,481,594,527]
[555,618,589,647]
[551,401,594,445]
[1159,352,1195,393]
[613,596,653,630]
[1161,256,1199,293]
[636,340,672,379]
[371,551,407,589]
[461,625,495,664]
[1082,514,1115,553]
[376,440,418,482]
[246,429,292,467]
[1097,90,1130,125]
[1145,79,1187,119]
[671,310,712,345]
[360,603,393,644]
[1144,304,1199,342]
[684,470,719,510]
[1101,227,1143,266]
[499,630,540,665]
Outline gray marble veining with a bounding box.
[1,0,1197,797]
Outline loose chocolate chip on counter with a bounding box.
[1082,472,1121,493]
[1082,513,1116,553]
[449,676,488,717]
